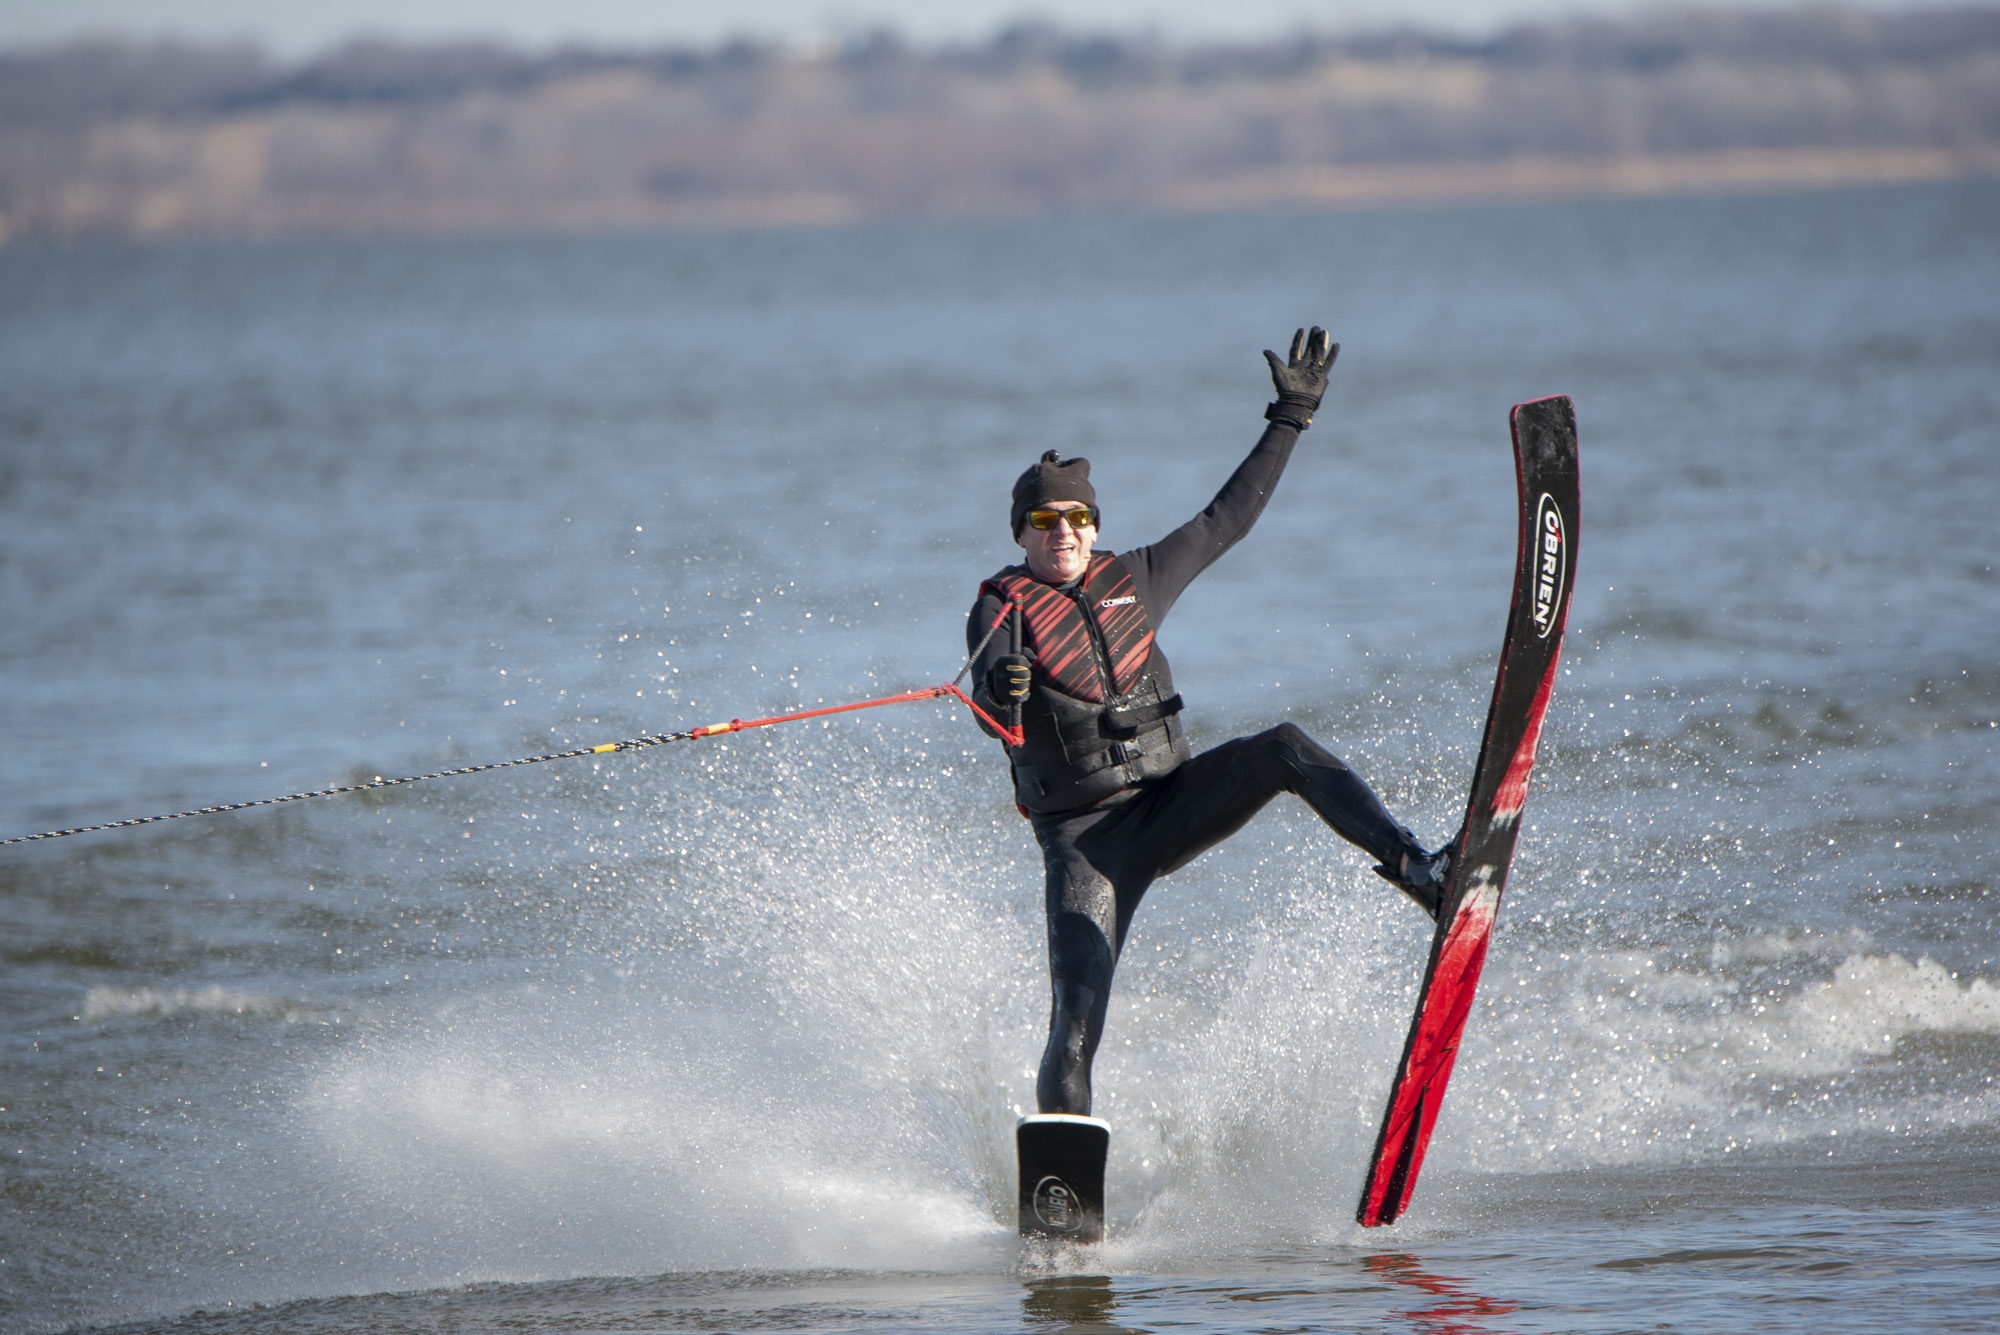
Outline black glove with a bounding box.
[987,654,1032,704]
[1263,326,1339,431]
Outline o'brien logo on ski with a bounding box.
[1033,1176,1082,1232]
[1532,493,1567,639]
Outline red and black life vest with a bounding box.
[980,555,1188,813]
[983,556,1155,703]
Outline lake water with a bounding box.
[3,180,1998,1334]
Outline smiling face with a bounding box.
[1017,501,1097,584]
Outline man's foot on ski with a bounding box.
[1373,837,1457,921]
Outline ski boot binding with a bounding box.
[1373,835,1458,921]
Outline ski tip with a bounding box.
[1509,394,1580,476]
[1510,394,1578,436]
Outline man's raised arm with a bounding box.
[1126,328,1339,620]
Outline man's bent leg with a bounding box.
[1247,724,1455,912]
[1252,722,1417,863]
[1138,724,1423,882]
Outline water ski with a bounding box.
[1017,1114,1110,1243]
[1355,395,1580,1227]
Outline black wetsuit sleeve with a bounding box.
[1120,420,1301,624]
[966,589,1013,739]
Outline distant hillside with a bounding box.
[3,5,1996,239]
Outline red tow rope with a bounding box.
[690,598,1024,746]
[685,681,1022,748]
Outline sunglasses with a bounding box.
[1026,507,1099,531]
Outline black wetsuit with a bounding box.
[969,421,1425,1116]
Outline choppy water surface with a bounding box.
[3,182,1998,1334]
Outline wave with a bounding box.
[1457,941,2000,1173]
[80,984,340,1024]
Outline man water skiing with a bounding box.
[969,328,1454,1119]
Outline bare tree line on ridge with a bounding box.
[1,4,1995,239]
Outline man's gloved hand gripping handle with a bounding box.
[1264,326,1339,431]
[987,655,1032,704]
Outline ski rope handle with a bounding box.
[1006,603,1026,736]
[2,601,1027,847]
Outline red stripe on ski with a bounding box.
[1359,880,1501,1224]
[1492,650,1561,820]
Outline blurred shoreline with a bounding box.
[3,4,1997,241]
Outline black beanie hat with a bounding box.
[1010,450,1096,537]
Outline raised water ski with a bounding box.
[1356,394,1580,1226]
